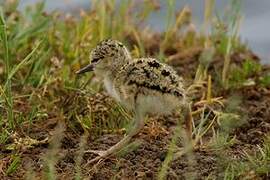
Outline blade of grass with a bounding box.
[221,0,242,87]
[132,28,145,57]
[6,154,21,175]
[99,0,107,40]
[4,40,43,88]
[0,7,13,128]
[207,75,212,102]
[203,0,215,35]
[159,0,175,58]
[158,126,181,180]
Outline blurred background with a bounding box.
[18,0,270,64]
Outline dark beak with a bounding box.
[76,64,94,74]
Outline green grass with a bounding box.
[218,0,242,87]
[0,6,14,129]
[0,0,269,179]
[223,136,270,178]
[6,154,21,176]
[229,59,262,88]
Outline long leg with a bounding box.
[87,106,145,164]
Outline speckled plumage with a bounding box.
[76,39,191,163]
[113,57,186,113]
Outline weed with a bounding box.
[6,154,21,176]
[223,136,270,178]
[229,59,262,88]
[215,0,242,87]
[259,74,270,87]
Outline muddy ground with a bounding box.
[1,43,270,180]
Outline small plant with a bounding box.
[210,132,236,150]
[194,0,215,83]
[5,154,21,176]
[244,136,270,175]
[229,59,262,88]
[224,136,270,178]
[259,74,270,87]
[211,0,242,87]
[160,2,191,60]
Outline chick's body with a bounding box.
[109,58,186,114]
[76,39,191,163]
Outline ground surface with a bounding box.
[1,47,269,180]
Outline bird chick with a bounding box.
[76,39,192,163]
